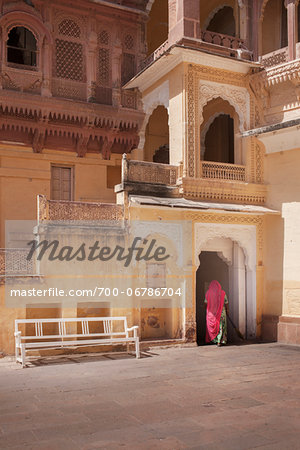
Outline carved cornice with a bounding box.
[0,91,144,155]
[189,64,248,88]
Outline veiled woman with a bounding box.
[204,280,229,347]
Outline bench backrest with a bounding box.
[15,316,128,339]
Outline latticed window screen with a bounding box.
[58,19,81,38]
[122,53,135,85]
[55,39,84,81]
[99,30,109,46]
[98,48,110,86]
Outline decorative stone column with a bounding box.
[112,36,122,107]
[285,0,297,61]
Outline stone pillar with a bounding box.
[232,243,246,337]
[285,0,297,61]
[246,268,256,339]
[252,0,260,61]
[168,0,201,45]
[86,31,97,102]
[112,36,122,107]
[41,40,52,97]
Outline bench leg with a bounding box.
[21,345,26,368]
[126,342,130,354]
[135,339,140,359]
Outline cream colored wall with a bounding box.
[282,203,300,317]
[264,148,300,317]
[169,64,185,166]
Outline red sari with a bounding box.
[205,280,226,343]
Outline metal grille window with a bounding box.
[7,27,37,67]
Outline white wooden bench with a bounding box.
[15,316,140,367]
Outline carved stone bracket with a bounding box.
[76,135,89,158]
[32,129,45,153]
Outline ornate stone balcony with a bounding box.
[138,31,252,72]
[116,157,267,205]
[37,195,124,223]
[200,31,252,60]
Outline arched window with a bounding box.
[204,114,234,164]
[207,6,236,37]
[7,27,37,67]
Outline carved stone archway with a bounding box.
[194,222,257,339]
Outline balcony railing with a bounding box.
[139,40,169,71]
[0,249,36,276]
[260,47,288,68]
[38,195,124,223]
[200,161,246,182]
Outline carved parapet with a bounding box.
[181,177,267,205]
[46,199,124,222]
[126,160,178,186]
[260,47,288,68]
[200,161,246,182]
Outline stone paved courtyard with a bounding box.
[1,343,300,449]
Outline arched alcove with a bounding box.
[146,0,168,56]
[200,97,242,165]
[144,105,169,162]
[261,0,287,55]
[207,6,236,36]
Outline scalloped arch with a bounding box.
[0,11,53,44]
[199,88,246,132]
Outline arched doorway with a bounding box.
[200,98,242,165]
[261,0,287,55]
[195,237,250,345]
[196,251,230,344]
[204,114,234,163]
[144,105,169,162]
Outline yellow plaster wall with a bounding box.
[0,144,120,245]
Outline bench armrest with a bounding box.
[126,326,139,337]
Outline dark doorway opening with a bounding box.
[196,251,229,345]
[204,114,234,163]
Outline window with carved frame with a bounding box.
[6,26,37,69]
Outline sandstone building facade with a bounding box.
[1,0,300,353]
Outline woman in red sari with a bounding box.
[204,280,229,346]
